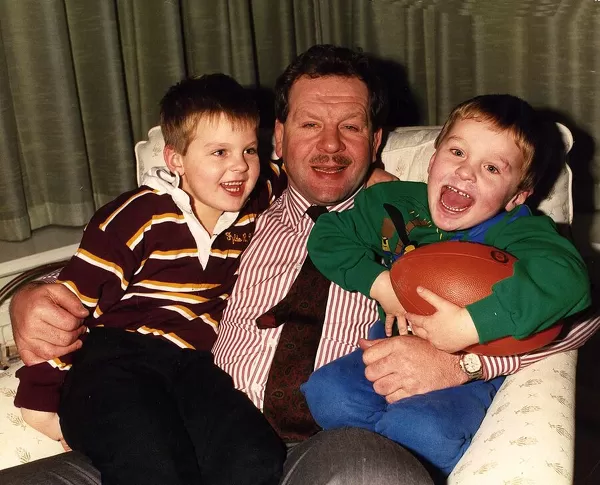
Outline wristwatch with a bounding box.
[459,353,483,381]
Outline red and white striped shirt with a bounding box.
[213,186,600,410]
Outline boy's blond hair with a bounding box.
[160,74,259,156]
[435,94,549,192]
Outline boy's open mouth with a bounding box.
[440,185,473,212]
[221,181,244,194]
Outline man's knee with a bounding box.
[0,452,100,485]
[281,428,433,485]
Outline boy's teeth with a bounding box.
[222,181,243,193]
[446,186,470,198]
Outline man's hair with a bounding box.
[434,94,556,191]
[160,74,259,155]
[274,44,388,131]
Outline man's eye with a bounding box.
[485,165,499,174]
[343,125,359,132]
[450,149,464,157]
[302,122,318,128]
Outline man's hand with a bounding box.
[407,286,480,353]
[365,167,399,187]
[369,271,408,336]
[10,282,88,365]
[359,335,468,403]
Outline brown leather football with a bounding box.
[389,241,562,356]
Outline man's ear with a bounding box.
[274,120,284,160]
[164,145,185,176]
[371,128,383,163]
[505,189,532,211]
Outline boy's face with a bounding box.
[166,114,260,225]
[427,118,531,232]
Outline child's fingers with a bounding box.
[405,312,428,339]
[384,314,395,337]
[416,286,448,310]
[395,313,409,335]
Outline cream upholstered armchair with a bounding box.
[0,125,578,484]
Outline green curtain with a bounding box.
[1,0,598,241]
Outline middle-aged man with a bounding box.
[6,44,600,485]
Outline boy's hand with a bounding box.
[20,408,70,450]
[370,271,408,336]
[406,286,479,353]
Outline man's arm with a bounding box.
[481,309,600,379]
[361,308,600,402]
[10,281,88,365]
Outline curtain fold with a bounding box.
[0,0,598,241]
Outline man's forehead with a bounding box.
[289,75,369,107]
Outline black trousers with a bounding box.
[57,328,285,485]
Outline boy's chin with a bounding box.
[432,211,471,232]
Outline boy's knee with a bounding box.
[302,366,351,427]
[376,403,457,447]
[375,394,487,476]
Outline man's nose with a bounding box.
[317,126,345,153]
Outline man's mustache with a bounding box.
[309,154,352,166]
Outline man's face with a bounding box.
[427,118,531,232]
[274,75,382,206]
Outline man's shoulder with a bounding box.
[357,180,427,208]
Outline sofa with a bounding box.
[0,124,580,484]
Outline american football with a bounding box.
[389,241,562,356]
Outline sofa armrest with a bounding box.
[448,350,577,484]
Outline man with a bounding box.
[6,45,599,484]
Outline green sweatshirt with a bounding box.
[307,181,590,343]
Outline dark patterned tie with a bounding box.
[256,205,329,442]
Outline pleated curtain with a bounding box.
[0,0,598,241]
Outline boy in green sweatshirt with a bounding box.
[303,94,590,478]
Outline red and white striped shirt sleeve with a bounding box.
[480,309,600,379]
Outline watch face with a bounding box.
[464,354,482,373]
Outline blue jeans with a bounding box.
[301,322,504,476]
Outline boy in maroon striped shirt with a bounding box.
[14,74,287,485]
